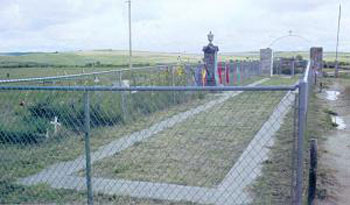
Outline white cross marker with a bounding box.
[50,116,61,135]
[45,128,50,139]
[122,80,130,87]
[122,79,137,93]
[94,77,100,83]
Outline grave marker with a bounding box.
[122,80,137,94]
[203,31,219,86]
[50,116,61,135]
[94,76,100,83]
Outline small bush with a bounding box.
[0,117,48,144]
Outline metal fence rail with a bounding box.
[0,62,314,204]
[0,61,262,87]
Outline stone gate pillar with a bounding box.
[310,47,323,74]
[203,31,219,86]
[260,48,273,76]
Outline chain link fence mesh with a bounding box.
[0,79,300,204]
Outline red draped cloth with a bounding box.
[225,62,230,85]
[218,62,223,84]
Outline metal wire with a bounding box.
[0,61,313,205]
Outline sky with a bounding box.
[0,0,349,53]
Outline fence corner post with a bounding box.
[295,80,308,205]
[84,92,93,205]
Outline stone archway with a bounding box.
[260,32,313,77]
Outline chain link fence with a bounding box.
[0,61,261,87]
[0,62,312,204]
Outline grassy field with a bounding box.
[3,50,348,81]
[0,50,200,80]
[0,90,212,204]
[0,47,302,204]
[0,50,200,67]
[251,103,296,204]
[76,77,297,188]
[2,66,194,87]
[2,79,270,204]
[1,183,197,204]
[0,76,295,204]
[84,90,286,187]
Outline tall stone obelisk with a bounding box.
[203,31,219,86]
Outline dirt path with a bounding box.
[319,80,350,204]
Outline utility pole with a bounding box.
[127,0,133,69]
[335,4,342,78]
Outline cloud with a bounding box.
[248,0,335,13]
[0,0,349,52]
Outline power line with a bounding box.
[126,0,133,70]
[335,4,342,78]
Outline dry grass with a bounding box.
[251,106,295,204]
[86,91,286,187]
[252,79,334,204]
[0,91,211,204]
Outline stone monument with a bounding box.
[203,31,219,86]
[260,48,273,76]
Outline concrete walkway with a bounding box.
[18,78,296,204]
[216,91,295,204]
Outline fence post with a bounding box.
[295,80,307,205]
[308,139,318,205]
[241,61,245,82]
[292,59,295,77]
[119,71,128,121]
[84,92,93,205]
[119,71,122,86]
[290,95,298,201]
[248,61,252,79]
[172,65,176,104]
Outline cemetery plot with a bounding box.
[0,77,297,204]
[0,88,208,143]
[83,90,288,187]
[0,89,211,203]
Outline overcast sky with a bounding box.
[0,0,349,53]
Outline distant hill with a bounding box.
[0,52,33,56]
[0,50,349,68]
